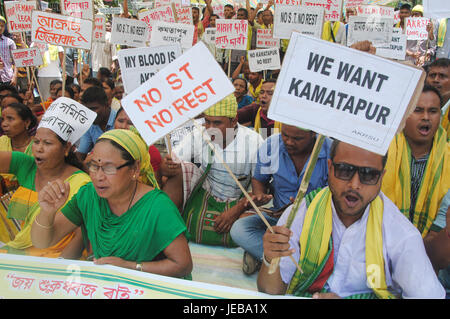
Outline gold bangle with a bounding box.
[34,216,54,229]
[136,263,143,271]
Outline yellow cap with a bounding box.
[412,5,424,14]
[203,94,238,118]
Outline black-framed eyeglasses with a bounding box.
[331,162,382,185]
[86,161,133,175]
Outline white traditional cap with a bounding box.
[38,97,97,144]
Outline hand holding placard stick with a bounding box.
[268,134,325,274]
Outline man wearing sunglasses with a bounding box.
[258,140,444,298]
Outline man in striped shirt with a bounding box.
[0,16,17,86]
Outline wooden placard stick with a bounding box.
[191,118,303,274]
[61,48,67,97]
[171,3,178,22]
[227,50,232,77]
[31,68,44,104]
[267,134,325,274]
[164,2,181,156]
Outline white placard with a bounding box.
[256,29,280,48]
[347,15,393,47]
[12,47,44,67]
[274,0,301,5]
[111,17,149,47]
[150,21,195,51]
[176,6,193,25]
[376,28,407,61]
[121,42,235,147]
[203,27,216,45]
[212,2,225,19]
[345,0,364,8]
[31,11,93,50]
[93,15,106,42]
[98,7,122,15]
[248,48,281,72]
[268,33,424,155]
[138,5,176,42]
[4,1,37,33]
[215,19,248,50]
[39,97,97,144]
[356,5,394,18]
[117,44,182,94]
[405,17,430,41]
[41,1,49,11]
[302,0,342,21]
[273,5,324,40]
[166,117,205,150]
[60,0,94,20]
[423,0,450,20]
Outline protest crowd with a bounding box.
[0,0,449,299]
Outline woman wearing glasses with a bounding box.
[31,129,193,279]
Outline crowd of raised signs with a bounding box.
[0,0,449,299]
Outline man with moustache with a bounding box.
[258,139,445,298]
[382,85,449,238]
[425,58,450,139]
[237,79,280,138]
[231,124,331,275]
[161,94,263,247]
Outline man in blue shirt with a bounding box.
[76,86,117,161]
[230,124,332,274]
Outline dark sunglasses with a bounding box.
[332,162,382,185]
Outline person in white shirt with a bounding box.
[161,94,264,247]
[258,140,445,299]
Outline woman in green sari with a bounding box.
[31,129,193,278]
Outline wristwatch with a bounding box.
[136,263,143,271]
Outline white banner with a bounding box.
[111,17,149,47]
[405,17,430,41]
[347,15,393,47]
[121,42,235,147]
[4,1,37,33]
[12,47,44,67]
[376,28,407,61]
[31,11,93,50]
[60,0,94,20]
[215,19,248,50]
[39,97,97,144]
[273,5,324,40]
[118,44,182,94]
[248,48,281,72]
[268,33,424,155]
[423,0,450,20]
[150,21,195,51]
[256,29,280,48]
[93,15,106,42]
